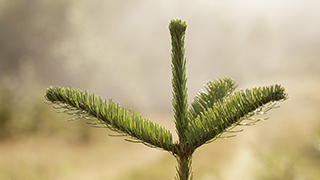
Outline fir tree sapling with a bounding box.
[45,19,287,180]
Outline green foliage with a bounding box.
[169,19,192,180]
[170,19,189,143]
[45,19,287,180]
[45,86,174,152]
[188,77,237,121]
[187,83,287,149]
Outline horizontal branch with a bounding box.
[186,84,287,149]
[45,86,174,152]
[189,77,237,122]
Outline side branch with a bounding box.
[45,86,174,152]
[189,77,237,122]
[187,84,287,149]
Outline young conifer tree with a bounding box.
[45,19,287,180]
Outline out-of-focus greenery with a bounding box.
[0,79,92,141]
[253,120,320,180]
[0,0,91,139]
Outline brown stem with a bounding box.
[179,155,191,180]
[174,144,193,180]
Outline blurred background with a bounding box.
[0,0,319,179]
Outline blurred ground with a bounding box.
[0,0,320,179]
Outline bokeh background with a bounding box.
[1,0,320,179]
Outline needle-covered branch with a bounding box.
[189,77,237,122]
[169,19,192,180]
[186,84,287,149]
[45,86,174,152]
[170,19,189,143]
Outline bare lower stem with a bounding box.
[174,144,193,180]
[178,155,191,180]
